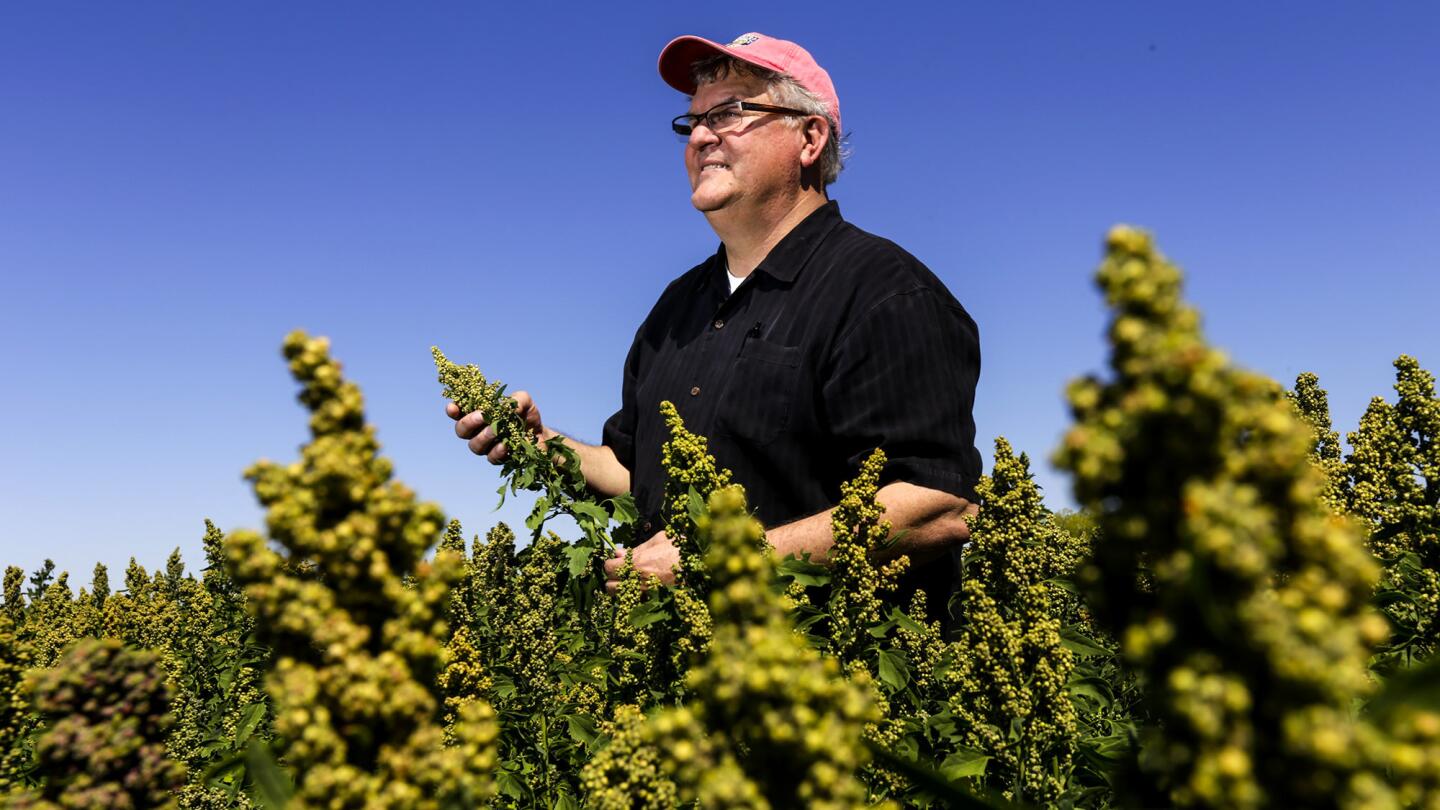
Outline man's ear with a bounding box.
[798,116,830,169]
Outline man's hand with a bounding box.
[603,531,680,594]
[448,390,552,464]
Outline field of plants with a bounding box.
[2,227,1437,809]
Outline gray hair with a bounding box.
[690,54,847,187]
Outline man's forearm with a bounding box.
[766,481,976,565]
[539,428,631,499]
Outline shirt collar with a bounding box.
[710,200,845,290]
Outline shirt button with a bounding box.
[690,386,701,397]
[713,319,725,329]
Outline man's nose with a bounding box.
[688,123,720,151]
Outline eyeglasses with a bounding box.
[670,100,810,137]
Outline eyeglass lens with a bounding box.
[673,102,745,137]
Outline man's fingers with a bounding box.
[512,390,543,431]
[455,411,490,440]
[468,427,500,458]
[603,552,623,579]
[485,442,509,464]
[445,401,461,420]
[603,551,624,595]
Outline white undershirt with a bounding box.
[726,269,746,293]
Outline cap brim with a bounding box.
[658,36,730,95]
[659,35,789,96]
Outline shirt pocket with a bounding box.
[717,338,802,444]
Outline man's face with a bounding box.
[684,74,803,214]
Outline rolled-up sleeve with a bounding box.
[601,329,641,473]
[821,288,982,502]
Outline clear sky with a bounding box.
[2,2,1436,583]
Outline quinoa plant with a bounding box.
[11,638,186,810]
[945,438,1079,803]
[1288,372,1349,514]
[1346,355,1440,663]
[646,484,894,809]
[227,331,496,809]
[1055,225,1408,808]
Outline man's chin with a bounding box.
[690,194,726,213]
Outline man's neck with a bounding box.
[707,191,828,278]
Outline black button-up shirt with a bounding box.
[603,200,982,611]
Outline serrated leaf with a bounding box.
[570,501,610,525]
[525,496,551,531]
[892,734,919,762]
[564,714,600,747]
[496,770,524,800]
[868,618,898,638]
[628,600,670,629]
[940,746,991,780]
[606,494,639,524]
[889,605,929,635]
[776,556,830,587]
[876,648,911,691]
[490,673,517,699]
[565,544,593,578]
[235,701,266,745]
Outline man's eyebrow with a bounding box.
[687,95,743,115]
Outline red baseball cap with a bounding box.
[658,32,841,135]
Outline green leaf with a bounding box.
[940,746,992,780]
[628,600,670,629]
[876,648,911,691]
[496,769,524,800]
[234,701,267,745]
[569,501,610,525]
[1060,625,1110,658]
[868,618,898,638]
[1368,654,1440,720]
[776,555,830,587]
[892,734,919,762]
[606,494,639,524]
[552,792,581,810]
[525,496,552,531]
[200,750,247,792]
[565,544,593,578]
[687,485,706,525]
[1044,577,1079,595]
[1067,676,1114,711]
[924,709,957,741]
[564,714,600,747]
[490,673,517,699]
[244,739,294,809]
[865,740,1008,809]
[889,606,929,635]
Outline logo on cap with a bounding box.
[728,34,761,47]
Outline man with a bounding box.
[451,32,981,617]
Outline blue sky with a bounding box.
[2,2,1436,583]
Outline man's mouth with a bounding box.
[701,162,730,173]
